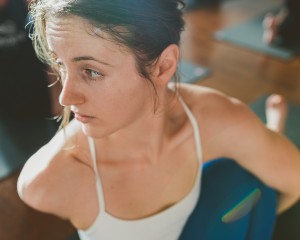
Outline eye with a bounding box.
[84,68,103,80]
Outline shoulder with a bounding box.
[17,120,95,220]
[177,83,261,159]
[178,83,252,125]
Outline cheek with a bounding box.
[88,64,152,114]
[88,83,134,114]
[117,76,150,107]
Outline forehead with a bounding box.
[46,16,101,44]
[45,15,127,58]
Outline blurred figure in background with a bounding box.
[0,0,60,119]
[263,0,300,45]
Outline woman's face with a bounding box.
[46,16,155,138]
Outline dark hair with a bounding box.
[29,0,185,126]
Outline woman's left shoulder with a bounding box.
[177,84,264,161]
[178,83,250,121]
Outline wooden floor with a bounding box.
[182,0,300,105]
[1,0,299,239]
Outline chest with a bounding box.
[102,156,199,217]
[73,141,200,230]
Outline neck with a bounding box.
[95,88,182,165]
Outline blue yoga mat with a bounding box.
[181,158,276,240]
[215,9,300,60]
[250,95,300,148]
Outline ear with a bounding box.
[153,44,179,86]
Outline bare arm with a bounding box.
[202,94,300,214]
[17,120,88,220]
[221,101,300,213]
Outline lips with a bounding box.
[72,112,95,123]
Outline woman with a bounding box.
[17,0,300,239]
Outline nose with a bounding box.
[59,74,85,107]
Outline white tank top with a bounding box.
[78,95,203,240]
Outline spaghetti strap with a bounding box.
[79,95,203,239]
[87,137,106,214]
[177,96,203,164]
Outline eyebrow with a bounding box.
[72,56,112,67]
[49,51,112,67]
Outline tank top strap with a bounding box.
[177,95,203,164]
[87,137,106,213]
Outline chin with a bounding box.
[80,123,110,139]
